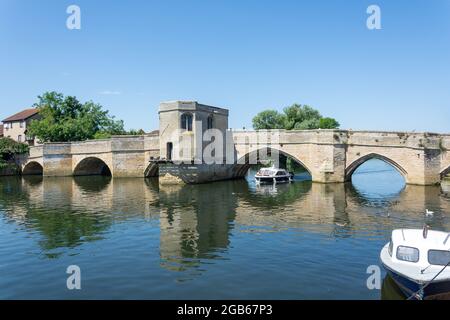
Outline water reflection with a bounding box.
[158,183,238,274]
[381,274,406,300]
[442,179,450,199]
[2,175,450,259]
[0,163,450,298]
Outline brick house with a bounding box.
[2,109,40,146]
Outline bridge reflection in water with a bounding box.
[0,163,450,299]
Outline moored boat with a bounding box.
[255,166,294,184]
[380,227,450,300]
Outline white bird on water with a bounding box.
[425,209,434,217]
[335,222,348,227]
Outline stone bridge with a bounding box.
[232,130,450,185]
[21,130,450,186]
[22,134,160,178]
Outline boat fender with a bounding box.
[423,224,430,239]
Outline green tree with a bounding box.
[27,92,126,142]
[252,110,286,130]
[294,118,321,130]
[127,129,146,135]
[252,103,340,130]
[319,117,340,129]
[0,137,29,170]
[283,104,322,130]
[94,128,146,139]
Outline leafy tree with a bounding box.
[319,117,340,129]
[283,104,322,130]
[294,118,321,130]
[94,128,146,139]
[0,137,29,169]
[252,103,340,130]
[27,92,126,142]
[127,129,146,135]
[252,110,286,130]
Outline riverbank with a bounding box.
[0,164,20,176]
[0,137,29,176]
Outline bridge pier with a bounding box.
[111,137,148,177]
[42,143,73,177]
[307,144,347,184]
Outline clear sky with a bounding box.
[1,0,449,132]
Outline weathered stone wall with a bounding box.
[441,135,450,178]
[144,134,160,176]
[159,163,236,185]
[28,145,43,160]
[42,143,72,176]
[159,103,182,160]
[112,136,146,178]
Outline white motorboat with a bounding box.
[380,227,450,300]
[255,166,294,184]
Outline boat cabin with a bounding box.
[387,229,450,268]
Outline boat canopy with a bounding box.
[256,168,289,176]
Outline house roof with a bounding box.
[2,108,39,122]
[0,124,3,137]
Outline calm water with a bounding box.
[1,160,449,299]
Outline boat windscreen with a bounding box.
[397,246,419,263]
[428,250,450,266]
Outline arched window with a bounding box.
[207,115,213,129]
[181,113,193,131]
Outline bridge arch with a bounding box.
[441,166,450,180]
[345,153,408,182]
[144,162,159,177]
[73,157,112,176]
[232,147,312,179]
[22,161,43,175]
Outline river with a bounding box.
[0,159,449,299]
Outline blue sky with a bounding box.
[1,0,449,132]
